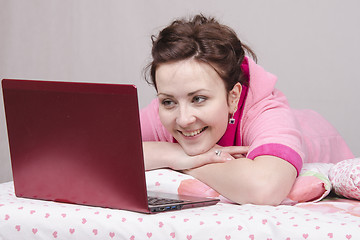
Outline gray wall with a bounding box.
[1,0,359,183]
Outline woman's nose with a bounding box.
[176,106,196,127]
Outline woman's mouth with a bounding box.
[179,127,208,137]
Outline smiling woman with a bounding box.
[140,14,354,205]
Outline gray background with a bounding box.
[1,0,359,183]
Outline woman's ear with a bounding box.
[228,83,242,113]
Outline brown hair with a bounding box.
[145,14,257,92]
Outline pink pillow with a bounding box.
[329,158,360,200]
[286,175,328,202]
[282,163,332,205]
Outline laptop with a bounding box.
[1,79,219,213]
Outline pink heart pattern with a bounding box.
[329,158,360,200]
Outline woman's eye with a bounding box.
[193,96,207,104]
[161,99,175,108]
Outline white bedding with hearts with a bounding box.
[1,159,360,239]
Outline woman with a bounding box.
[140,14,354,205]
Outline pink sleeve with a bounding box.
[140,99,174,142]
[242,89,305,176]
[247,143,303,176]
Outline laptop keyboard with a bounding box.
[147,196,184,206]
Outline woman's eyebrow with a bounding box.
[157,89,210,98]
[156,93,173,98]
[187,89,210,96]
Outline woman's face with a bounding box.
[155,59,238,156]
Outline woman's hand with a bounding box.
[180,145,249,175]
[211,145,249,160]
[143,142,249,171]
[174,145,249,170]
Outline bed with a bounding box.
[1,158,359,239]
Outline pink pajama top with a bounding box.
[140,57,354,175]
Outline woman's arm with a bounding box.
[184,155,297,205]
[143,141,193,170]
[143,141,295,205]
[143,141,245,171]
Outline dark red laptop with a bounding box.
[2,79,219,213]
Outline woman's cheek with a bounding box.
[158,109,174,130]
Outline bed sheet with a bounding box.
[1,182,359,240]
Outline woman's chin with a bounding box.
[181,144,212,156]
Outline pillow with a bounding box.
[329,158,360,200]
[282,163,333,205]
[146,162,333,205]
[145,169,233,203]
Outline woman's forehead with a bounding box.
[156,59,224,86]
[155,60,228,99]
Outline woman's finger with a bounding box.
[232,153,246,159]
[221,145,249,154]
[214,151,235,162]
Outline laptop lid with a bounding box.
[2,79,151,213]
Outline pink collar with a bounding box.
[217,58,249,146]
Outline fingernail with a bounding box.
[223,156,234,161]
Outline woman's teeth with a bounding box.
[182,127,207,137]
